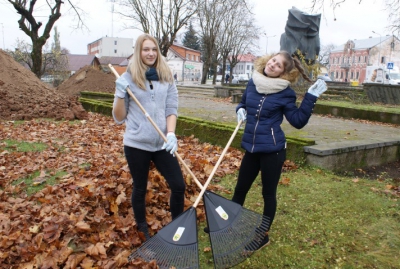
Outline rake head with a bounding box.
[129,207,199,269]
[204,191,270,269]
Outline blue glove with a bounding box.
[307,79,327,98]
[162,132,178,155]
[237,108,247,123]
[115,76,129,98]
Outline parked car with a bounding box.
[216,75,223,82]
[317,75,332,81]
[232,74,249,84]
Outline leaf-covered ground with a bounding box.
[0,113,251,268]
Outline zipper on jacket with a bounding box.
[271,128,276,146]
[251,96,267,152]
[149,81,155,101]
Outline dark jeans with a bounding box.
[124,146,185,223]
[232,149,286,231]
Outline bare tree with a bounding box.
[7,37,69,85]
[386,0,400,34]
[196,0,234,84]
[223,2,259,82]
[7,0,86,78]
[318,43,336,65]
[116,0,198,56]
[310,0,400,34]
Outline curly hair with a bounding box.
[254,51,312,83]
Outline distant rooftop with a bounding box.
[331,35,394,52]
[98,56,127,65]
[67,54,98,72]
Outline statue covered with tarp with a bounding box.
[280,7,321,63]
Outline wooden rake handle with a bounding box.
[192,120,243,208]
[108,64,204,190]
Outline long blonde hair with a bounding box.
[254,51,312,83]
[129,33,173,89]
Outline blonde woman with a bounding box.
[231,51,327,250]
[112,33,185,241]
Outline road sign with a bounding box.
[387,62,394,69]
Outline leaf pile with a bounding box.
[0,113,246,268]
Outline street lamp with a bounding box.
[372,30,382,66]
[264,33,276,55]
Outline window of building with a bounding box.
[114,41,117,45]
[350,72,353,79]
[114,49,117,53]
[247,65,250,70]
[186,54,189,60]
[356,72,359,79]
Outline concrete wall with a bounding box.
[363,83,400,104]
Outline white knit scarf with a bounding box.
[252,71,290,94]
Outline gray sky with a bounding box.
[0,0,392,55]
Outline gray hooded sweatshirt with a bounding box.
[112,71,178,152]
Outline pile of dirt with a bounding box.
[0,50,88,121]
[57,65,116,96]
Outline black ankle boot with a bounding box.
[137,222,151,240]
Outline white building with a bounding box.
[87,37,133,57]
[166,43,203,82]
[226,53,257,78]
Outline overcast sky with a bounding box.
[0,0,392,55]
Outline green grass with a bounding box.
[1,139,47,152]
[1,138,67,196]
[318,100,400,114]
[197,167,400,268]
[11,170,68,196]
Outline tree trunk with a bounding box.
[201,62,210,84]
[31,43,43,78]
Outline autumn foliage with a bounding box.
[0,113,248,268]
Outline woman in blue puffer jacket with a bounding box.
[233,51,327,251]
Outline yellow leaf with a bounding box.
[29,225,40,234]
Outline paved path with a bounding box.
[178,93,400,146]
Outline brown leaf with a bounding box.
[75,221,91,232]
[85,242,107,258]
[203,246,212,252]
[279,177,290,185]
[64,253,87,269]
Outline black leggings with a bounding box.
[124,146,185,223]
[232,149,286,231]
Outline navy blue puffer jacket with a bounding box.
[237,79,317,153]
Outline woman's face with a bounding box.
[264,54,285,77]
[141,39,158,66]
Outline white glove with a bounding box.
[115,76,129,98]
[307,79,327,98]
[237,108,247,123]
[162,132,178,155]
